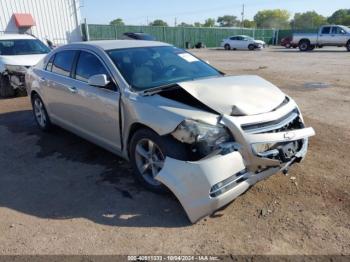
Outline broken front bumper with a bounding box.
[156,99,315,223]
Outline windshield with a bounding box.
[0,39,50,55]
[107,46,221,90]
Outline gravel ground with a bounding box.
[0,46,349,255]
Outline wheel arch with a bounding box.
[299,38,310,45]
[126,122,161,157]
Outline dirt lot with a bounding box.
[0,46,349,255]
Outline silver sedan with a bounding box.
[26,40,315,223]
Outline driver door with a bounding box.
[68,51,121,151]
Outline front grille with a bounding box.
[241,110,303,134]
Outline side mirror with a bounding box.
[88,74,110,87]
[205,60,210,64]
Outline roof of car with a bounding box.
[0,33,36,40]
[69,40,171,51]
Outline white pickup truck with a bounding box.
[0,34,50,97]
[292,25,350,51]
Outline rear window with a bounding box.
[321,27,331,34]
[0,39,50,55]
[52,50,77,77]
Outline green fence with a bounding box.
[82,24,277,48]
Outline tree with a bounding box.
[149,19,168,27]
[254,9,290,29]
[242,19,256,28]
[178,22,193,27]
[194,22,202,27]
[291,11,327,29]
[328,9,350,25]
[109,18,125,26]
[203,18,216,27]
[217,15,240,27]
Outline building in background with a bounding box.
[0,0,82,45]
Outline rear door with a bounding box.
[68,50,121,150]
[319,26,332,45]
[42,50,79,125]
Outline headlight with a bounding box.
[6,65,28,73]
[172,119,232,148]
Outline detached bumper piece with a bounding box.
[156,152,283,223]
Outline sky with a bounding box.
[81,0,349,26]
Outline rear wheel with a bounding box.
[248,44,255,51]
[0,75,15,98]
[346,41,350,51]
[224,44,231,50]
[299,40,310,52]
[129,128,188,193]
[32,94,52,131]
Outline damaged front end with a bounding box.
[155,97,315,223]
[3,65,29,92]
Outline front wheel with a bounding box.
[32,94,52,131]
[299,40,310,52]
[129,128,188,193]
[346,41,350,51]
[0,75,15,98]
[224,44,231,50]
[248,44,255,51]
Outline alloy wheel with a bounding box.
[34,98,47,128]
[134,138,165,186]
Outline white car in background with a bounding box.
[221,35,266,51]
[0,34,50,97]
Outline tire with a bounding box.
[129,128,188,193]
[248,44,255,51]
[0,74,15,98]
[224,44,231,50]
[31,94,52,131]
[346,41,350,52]
[299,40,310,52]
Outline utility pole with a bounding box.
[174,17,177,27]
[241,4,245,28]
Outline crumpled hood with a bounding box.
[0,54,46,66]
[177,75,286,116]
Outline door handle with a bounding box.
[67,86,78,94]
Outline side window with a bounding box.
[321,27,331,34]
[75,51,116,90]
[230,37,237,40]
[45,54,55,71]
[52,50,77,77]
[332,27,345,34]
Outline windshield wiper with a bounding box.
[140,83,180,96]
